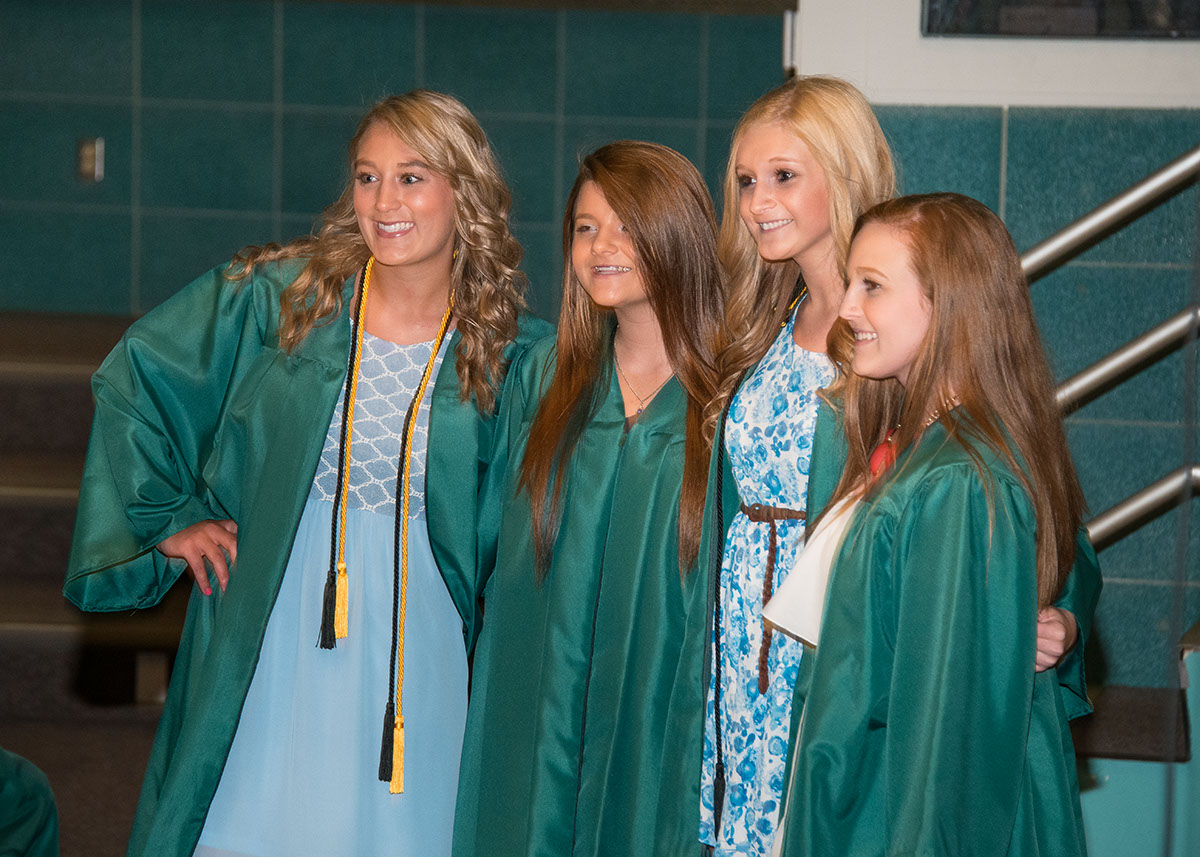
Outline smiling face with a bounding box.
[570,181,649,315]
[734,121,834,270]
[352,122,456,280]
[840,221,932,388]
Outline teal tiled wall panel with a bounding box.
[281,2,417,107]
[140,107,275,211]
[1007,108,1200,266]
[0,210,132,314]
[281,112,358,215]
[1,1,783,315]
[0,103,133,206]
[424,7,558,115]
[875,105,1004,210]
[141,0,275,102]
[0,0,132,97]
[1031,265,1195,423]
[139,213,275,309]
[707,14,785,122]
[563,12,702,120]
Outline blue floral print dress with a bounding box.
[699,306,834,856]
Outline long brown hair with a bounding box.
[715,75,895,410]
[827,193,1085,606]
[227,90,526,413]
[519,141,727,574]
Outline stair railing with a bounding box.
[1018,143,1200,549]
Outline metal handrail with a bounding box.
[1017,144,1200,551]
[1056,305,1200,414]
[1087,465,1200,552]
[1021,144,1200,282]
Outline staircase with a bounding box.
[0,312,188,857]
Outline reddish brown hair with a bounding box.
[827,193,1085,606]
[519,141,727,574]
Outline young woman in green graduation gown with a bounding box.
[701,75,1100,856]
[770,193,1089,856]
[452,141,726,856]
[63,91,547,857]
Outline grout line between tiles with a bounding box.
[273,0,285,242]
[414,5,425,88]
[695,14,709,180]
[130,0,143,314]
[998,105,1008,222]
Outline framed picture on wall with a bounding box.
[923,0,1199,38]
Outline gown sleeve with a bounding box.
[63,263,279,612]
[883,467,1043,856]
[473,334,553,599]
[1048,529,1102,719]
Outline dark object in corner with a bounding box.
[1071,684,1190,763]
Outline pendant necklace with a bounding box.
[613,349,673,415]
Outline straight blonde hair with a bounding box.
[716,75,895,410]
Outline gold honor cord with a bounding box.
[319,259,374,650]
[379,293,455,794]
[333,258,375,639]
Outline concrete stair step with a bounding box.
[0,312,131,368]
[0,578,189,648]
[0,311,132,456]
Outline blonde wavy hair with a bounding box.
[715,75,895,409]
[228,90,527,413]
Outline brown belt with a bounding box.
[740,502,805,694]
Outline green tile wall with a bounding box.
[2,0,1196,691]
[0,0,785,317]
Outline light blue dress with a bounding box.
[196,331,466,857]
[699,307,834,856]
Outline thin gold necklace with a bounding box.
[613,349,673,415]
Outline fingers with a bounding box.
[206,524,237,592]
[156,520,239,596]
[1034,649,1060,672]
[181,548,213,596]
[1034,607,1069,672]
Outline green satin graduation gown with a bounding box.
[801,400,1100,720]
[0,749,60,857]
[776,417,1088,857]
[453,336,715,857]
[62,260,549,857]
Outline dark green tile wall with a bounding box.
[0,0,785,316]
[1,0,132,97]
[2,1,1195,690]
[141,0,276,102]
[874,106,1004,210]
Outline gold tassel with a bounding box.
[389,716,405,794]
[334,561,349,639]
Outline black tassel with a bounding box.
[713,760,726,832]
[318,569,338,649]
[378,701,396,781]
